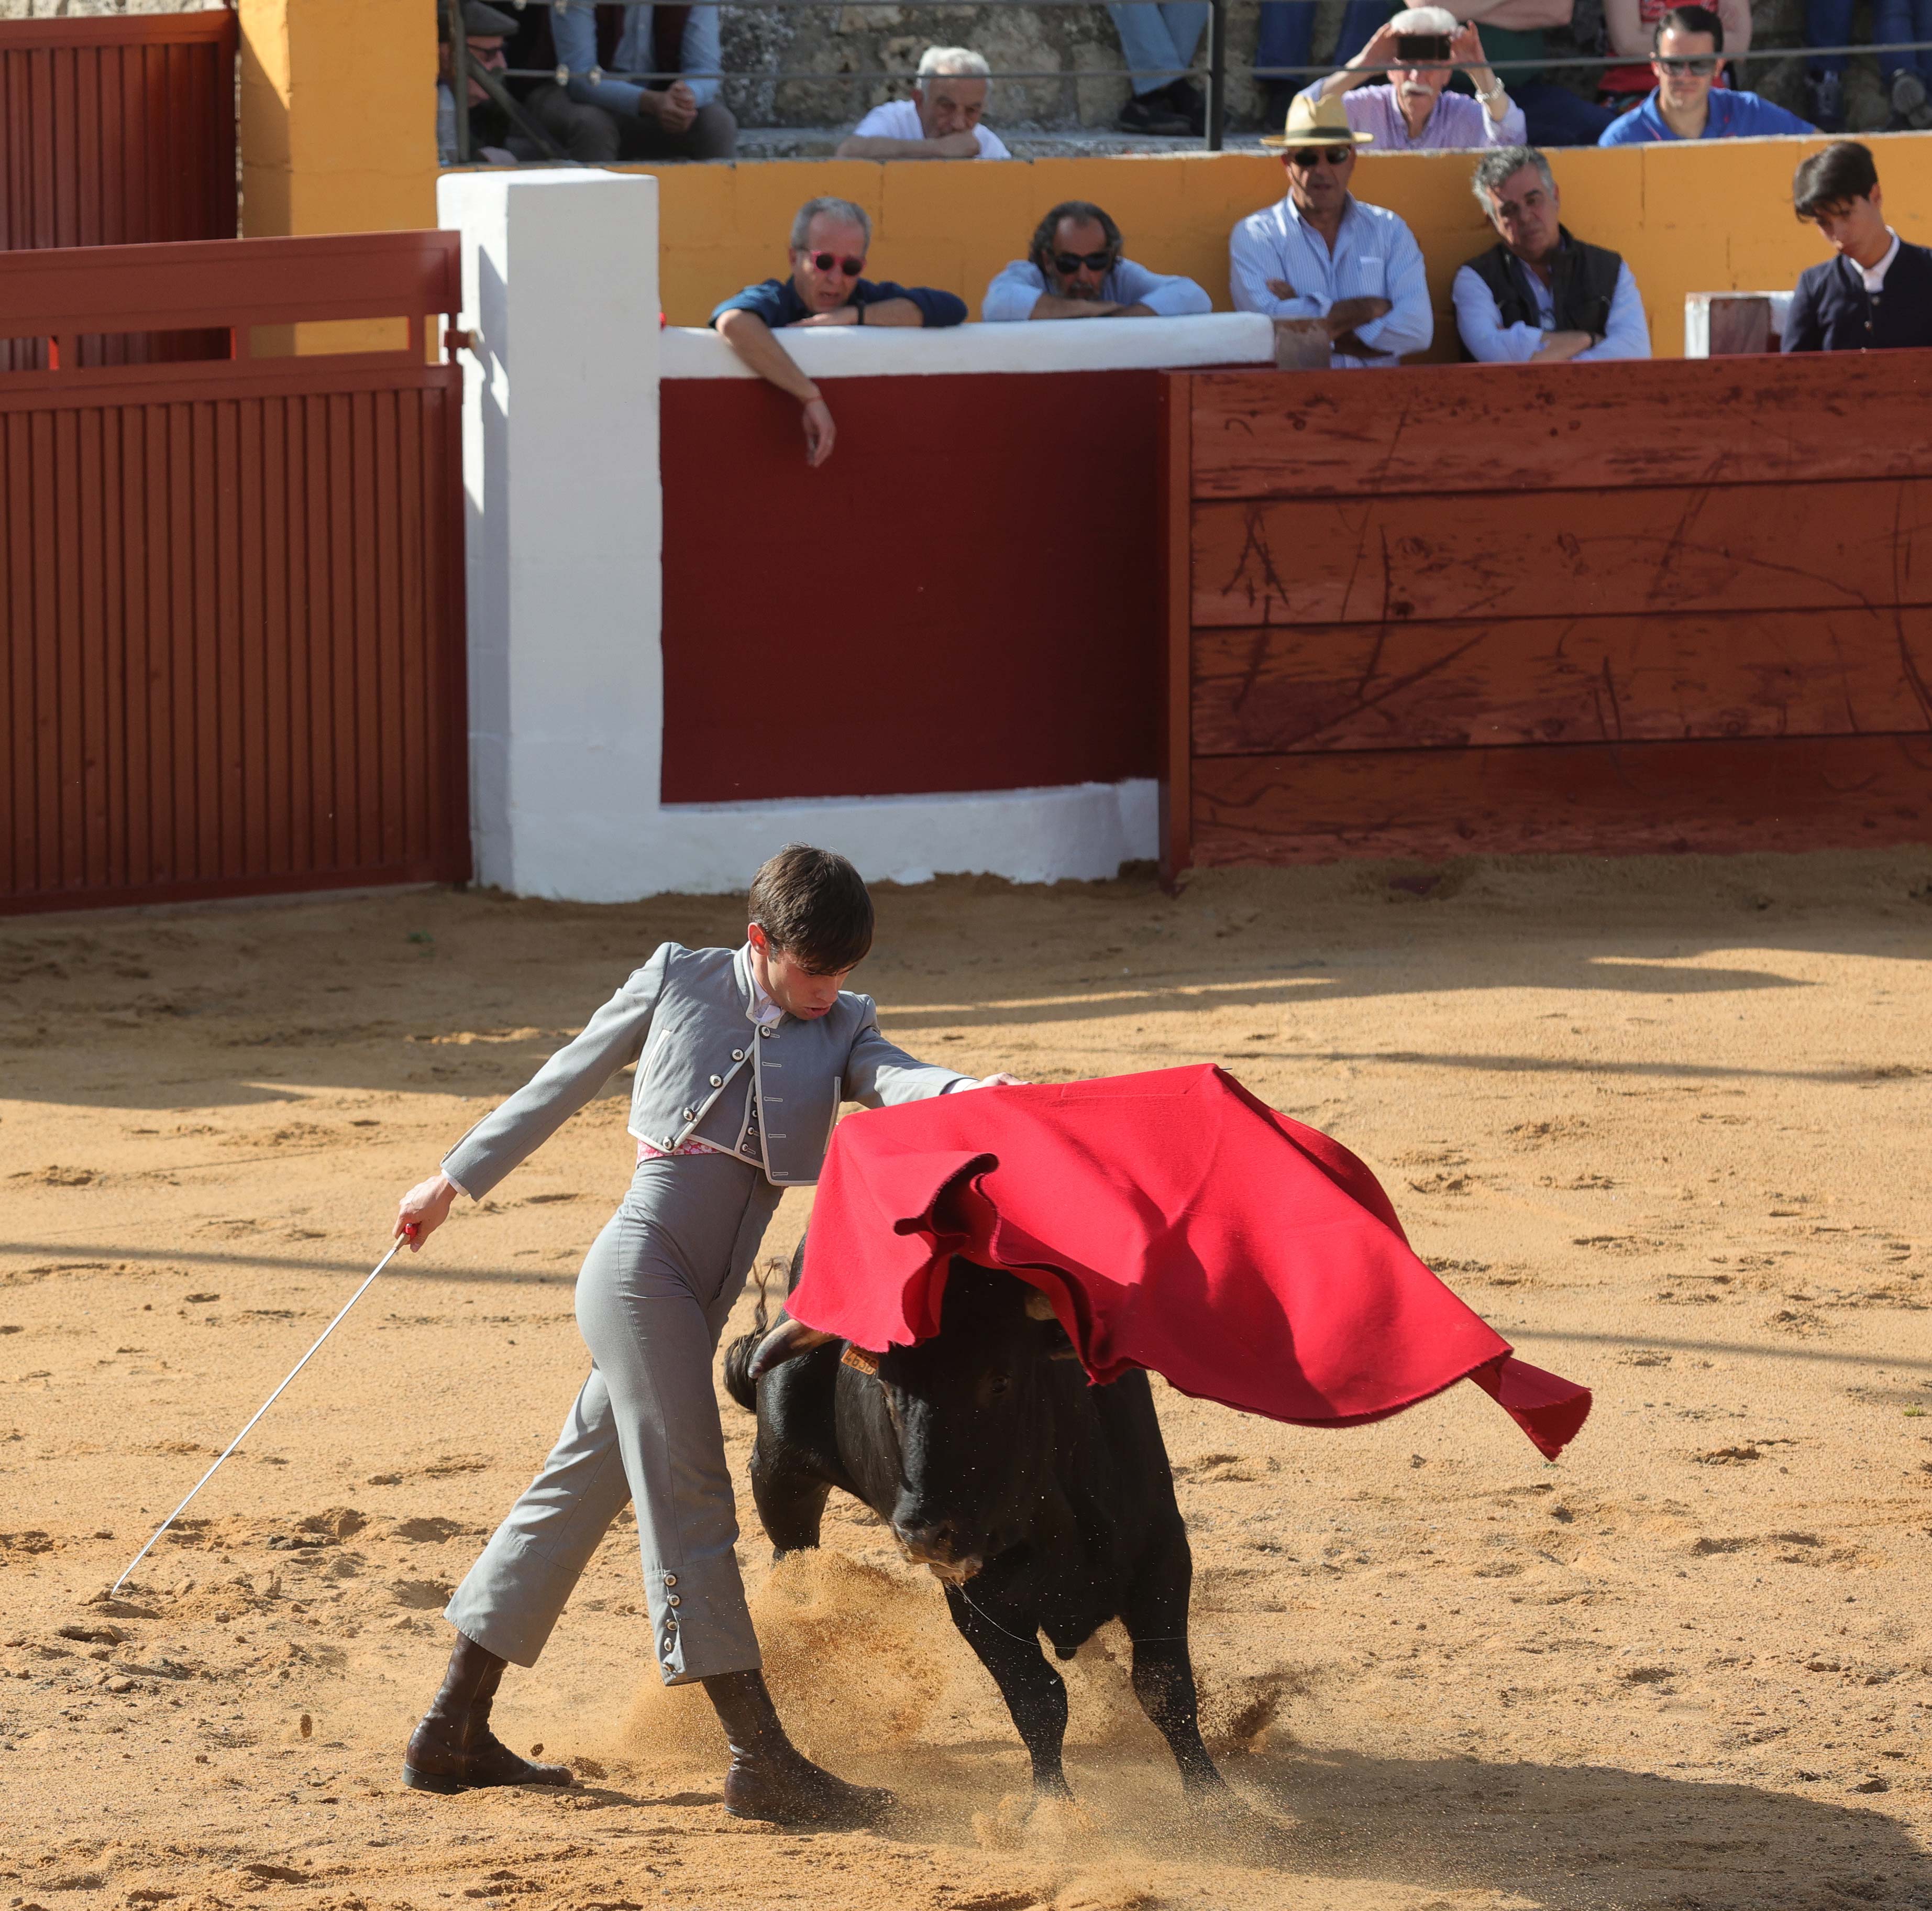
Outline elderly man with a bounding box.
[710,197,967,469]
[1303,7,1526,149]
[984,201,1212,321]
[1230,92,1431,368]
[836,47,1012,158]
[1600,5,1814,140]
[1454,146,1649,360]
[1785,141,1932,352]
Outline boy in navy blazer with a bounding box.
[1785,141,1932,353]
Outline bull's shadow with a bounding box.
[879,1739,1929,1909]
[1228,1744,1929,1909]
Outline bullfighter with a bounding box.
[390,844,1021,1825]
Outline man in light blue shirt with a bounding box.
[1599,4,1814,142]
[1230,92,1433,368]
[984,202,1213,321]
[544,2,736,160]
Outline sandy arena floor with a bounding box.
[4,851,1931,1911]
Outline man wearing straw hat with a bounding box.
[1229,92,1434,368]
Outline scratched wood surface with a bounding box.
[1187,353,1932,501]
[1189,483,1932,629]
[1191,611,1932,756]
[1191,735,1932,865]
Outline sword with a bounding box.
[111,1229,417,1596]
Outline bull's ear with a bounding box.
[1023,1289,1057,1322]
[747,1316,837,1380]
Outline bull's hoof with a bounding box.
[722,1754,892,1828]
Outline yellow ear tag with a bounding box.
[841,1344,880,1376]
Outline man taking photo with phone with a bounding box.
[1302,5,1527,149]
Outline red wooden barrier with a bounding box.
[659,371,1160,804]
[1,10,238,370]
[0,233,470,915]
[1161,355,1932,875]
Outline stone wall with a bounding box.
[2,0,1837,127]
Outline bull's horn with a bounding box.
[747,1316,836,1380]
[1023,1289,1057,1322]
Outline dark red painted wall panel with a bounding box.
[660,370,1161,804]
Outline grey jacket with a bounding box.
[442,942,972,1196]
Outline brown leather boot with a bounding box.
[705,1668,892,1827]
[402,1631,574,1794]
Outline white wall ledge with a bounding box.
[663,312,1274,379]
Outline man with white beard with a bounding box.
[1298,5,1526,149]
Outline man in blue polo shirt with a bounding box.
[1599,5,1814,142]
[710,196,966,469]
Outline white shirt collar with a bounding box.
[1856,228,1901,293]
[737,944,785,1026]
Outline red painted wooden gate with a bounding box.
[0,232,471,915]
[1,9,238,372]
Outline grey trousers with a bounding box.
[446,1150,781,1685]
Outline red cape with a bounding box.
[791,1065,1589,1460]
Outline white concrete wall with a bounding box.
[439,169,1246,901]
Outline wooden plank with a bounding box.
[1188,354,1932,501]
[1193,610,1932,756]
[1158,371,1192,884]
[1192,735,1932,865]
[1191,482,1932,629]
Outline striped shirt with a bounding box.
[1228,193,1433,368]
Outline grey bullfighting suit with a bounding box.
[441,942,971,1684]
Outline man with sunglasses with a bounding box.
[1302,6,1526,149]
[1599,5,1814,141]
[983,201,1212,322]
[1230,93,1432,368]
[711,197,967,469]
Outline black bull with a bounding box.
[721,1240,1230,1804]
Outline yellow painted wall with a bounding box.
[239,0,438,238]
[603,133,1932,358]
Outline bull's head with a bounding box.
[870,1265,1080,1583]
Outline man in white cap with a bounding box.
[1302,7,1526,148]
[1229,92,1433,368]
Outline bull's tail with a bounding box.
[721,1255,782,1414]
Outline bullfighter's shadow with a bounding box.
[884,1739,1929,1908]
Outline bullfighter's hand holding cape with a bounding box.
[789,1064,1591,1459]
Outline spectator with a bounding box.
[984,202,1213,320]
[1108,4,1208,133]
[1256,0,1403,132]
[1451,0,1616,144]
[1599,0,1748,108]
[1302,8,1527,148]
[836,48,1012,158]
[1803,0,1932,129]
[1785,141,1932,351]
[526,1,736,161]
[436,1,521,167]
[1229,92,1433,367]
[710,197,967,469]
[1600,7,1814,140]
[1454,145,1651,359]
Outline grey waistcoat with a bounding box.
[441,942,971,1197]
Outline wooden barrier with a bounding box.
[1158,353,1932,875]
[1,10,237,371]
[0,232,470,915]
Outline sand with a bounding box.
[3,849,1930,1911]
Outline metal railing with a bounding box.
[443,0,1918,161]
